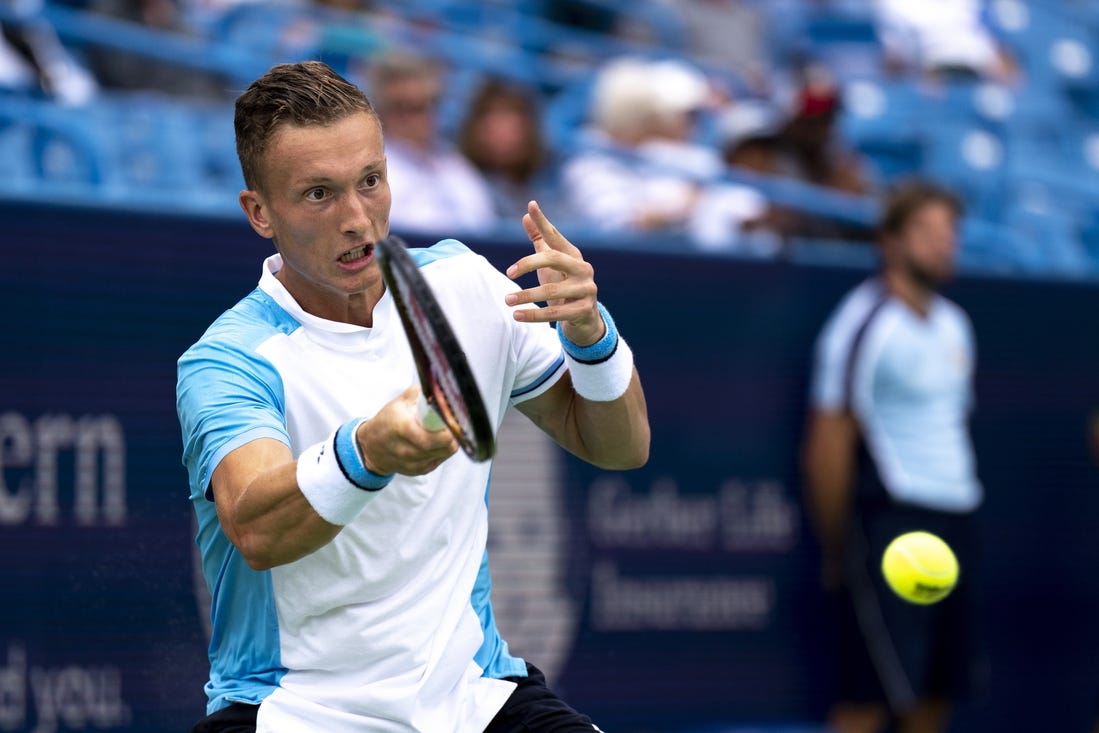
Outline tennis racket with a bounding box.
[376,235,496,462]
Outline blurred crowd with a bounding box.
[0,0,1045,255]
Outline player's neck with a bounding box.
[276,270,379,327]
[343,293,377,328]
[882,270,934,317]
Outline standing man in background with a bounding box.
[802,180,985,733]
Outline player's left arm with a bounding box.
[506,200,650,470]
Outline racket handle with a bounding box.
[417,393,446,432]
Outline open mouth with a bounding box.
[338,243,373,263]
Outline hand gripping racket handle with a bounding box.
[417,393,446,432]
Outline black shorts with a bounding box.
[190,701,257,733]
[190,662,599,733]
[832,501,986,714]
[485,662,601,733]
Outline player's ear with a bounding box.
[239,189,274,240]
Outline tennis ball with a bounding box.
[881,531,958,605]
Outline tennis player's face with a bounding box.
[894,200,958,290]
[241,111,391,322]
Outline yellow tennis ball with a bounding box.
[881,531,959,605]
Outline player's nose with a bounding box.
[340,192,374,237]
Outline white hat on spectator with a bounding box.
[590,57,657,140]
[718,99,783,151]
[648,58,711,114]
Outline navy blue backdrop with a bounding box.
[2,201,1098,732]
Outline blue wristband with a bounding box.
[557,302,619,364]
[334,418,394,491]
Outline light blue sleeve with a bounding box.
[177,322,289,502]
[177,300,292,712]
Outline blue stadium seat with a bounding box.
[1004,205,1089,274]
[919,122,1008,223]
[0,98,104,191]
[839,78,924,179]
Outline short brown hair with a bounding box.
[457,78,545,181]
[879,179,963,238]
[234,61,378,190]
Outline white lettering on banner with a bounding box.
[0,413,126,527]
[0,642,130,733]
[719,479,798,552]
[587,476,799,552]
[588,476,717,549]
[590,562,774,631]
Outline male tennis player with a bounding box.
[177,61,648,733]
[802,179,985,733]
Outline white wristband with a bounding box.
[296,427,387,525]
[565,337,635,402]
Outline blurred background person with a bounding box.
[86,0,231,99]
[719,98,784,177]
[873,0,1017,84]
[715,84,876,246]
[715,97,806,245]
[0,2,97,105]
[560,56,708,234]
[776,65,874,196]
[755,64,880,243]
[456,77,570,225]
[802,179,986,733]
[367,49,496,235]
[663,0,774,94]
[562,56,772,253]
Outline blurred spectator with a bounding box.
[456,77,569,222]
[0,5,97,105]
[662,0,774,94]
[562,56,774,253]
[719,98,784,176]
[717,98,804,242]
[759,65,878,242]
[874,0,1017,83]
[776,65,873,196]
[86,0,231,99]
[276,1,387,77]
[367,50,496,235]
[716,72,877,244]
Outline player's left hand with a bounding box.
[505,200,605,346]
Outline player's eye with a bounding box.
[305,187,327,201]
[363,173,381,188]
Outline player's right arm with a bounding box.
[211,438,337,571]
[801,407,859,589]
[210,386,455,571]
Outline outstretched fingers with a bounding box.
[508,201,599,328]
[523,200,582,258]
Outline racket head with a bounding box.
[376,236,496,462]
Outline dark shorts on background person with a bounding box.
[835,498,985,714]
[190,662,599,733]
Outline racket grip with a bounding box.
[417,393,446,432]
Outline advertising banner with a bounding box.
[3,202,1098,732]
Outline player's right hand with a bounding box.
[356,385,458,476]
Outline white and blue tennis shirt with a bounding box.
[177,240,566,732]
[810,278,982,513]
